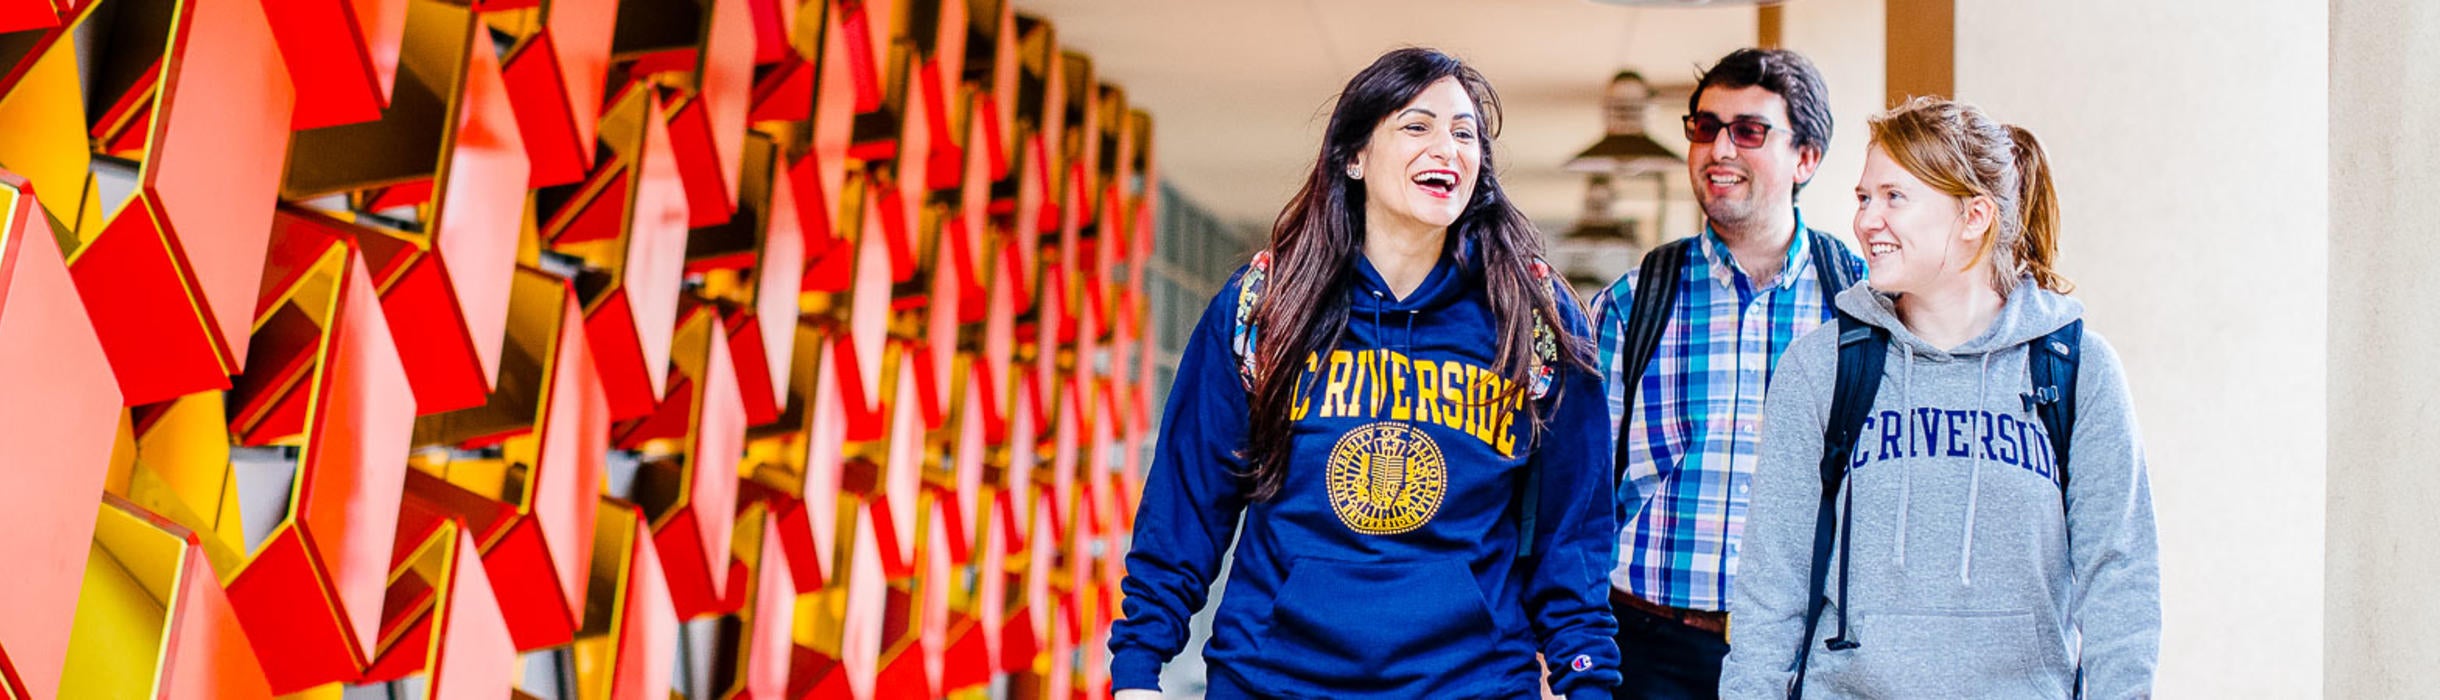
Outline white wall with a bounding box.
[1952,2,2329,696]
[1778,0,1885,248]
[2328,0,2440,696]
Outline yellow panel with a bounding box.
[60,503,193,699]
[104,409,137,497]
[0,36,93,233]
[133,393,236,517]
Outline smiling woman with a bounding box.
[1107,47,1626,699]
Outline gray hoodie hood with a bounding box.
[1721,277,2162,700]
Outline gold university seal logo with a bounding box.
[1324,421,1448,535]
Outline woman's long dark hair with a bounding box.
[1241,48,1592,501]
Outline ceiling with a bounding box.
[1013,0,1765,234]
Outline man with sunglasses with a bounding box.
[1589,48,1865,700]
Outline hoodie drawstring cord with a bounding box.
[1959,352,1993,586]
[1894,345,1915,570]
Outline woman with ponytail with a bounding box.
[1720,97,2160,699]
[1108,47,1622,699]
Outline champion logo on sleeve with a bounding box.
[1570,654,1593,672]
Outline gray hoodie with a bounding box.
[1720,278,2160,699]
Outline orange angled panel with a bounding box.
[661,0,755,228]
[67,0,295,405]
[60,496,277,699]
[624,305,747,618]
[572,500,679,700]
[798,0,854,243]
[354,521,516,699]
[685,132,805,422]
[409,267,609,650]
[277,0,528,415]
[223,232,416,693]
[0,173,124,700]
[759,320,847,592]
[547,85,691,420]
[500,0,617,187]
[871,498,952,700]
[260,0,408,129]
[720,508,795,699]
[849,344,924,580]
[795,495,886,700]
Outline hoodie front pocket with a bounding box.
[1257,557,1500,683]
[1817,610,2063,700]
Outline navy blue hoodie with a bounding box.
[1110,241,1622,698]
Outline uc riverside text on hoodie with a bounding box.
[1110,245,1623,699]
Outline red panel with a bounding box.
[835,501,887,699]
[160,537,280,699]
[580,89,691,420]
[62,204,214,406]
[739,517,794,697]
[143,0,295,381]
[742,0,792,65]
[650,308,747,617]
[520,0,615,186]
[864,353,923,578]
[228,534,368,691]
[751,155,805,410]
[748,52,811,124]
[0,174,123,700]
[296,245,416,658]
[727,311,781,426]
[667,0,754,228]
[260,0,409,128]
[0,0,59,32]
[226,241,416,692]
[803,3,853,241]
[417,31,529,412]
[427,527,515,699]
[604,502,679,700]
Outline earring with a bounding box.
[1346,165,1362,179]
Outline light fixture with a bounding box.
[1563,72,1681,177]
[1585,0,1780,6]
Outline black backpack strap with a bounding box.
[2026,319,2083,699]
[1807,228,1861,298]
[1612,238,1692,489]
[1792,312,1887,698]
[2025,320,2083,499]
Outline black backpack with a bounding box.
[1788,312,2085,699]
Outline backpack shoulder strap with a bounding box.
[1515,258,1565,559]
[1611,238,1693,488]
[1231,250,1273,392]
[1793,311,1888,695]
[1526,258,1563,401]
[2026,319,2083,500]
[1807,228,1862,298]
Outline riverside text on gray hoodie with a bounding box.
[1720,277,2160,699]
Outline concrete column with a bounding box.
[1952,2,2328,696]
[2329,0,2440,695]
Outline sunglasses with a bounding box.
[1682,114,1783,149]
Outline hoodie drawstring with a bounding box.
[1959,352,1992,586]
[1894,345,1915,570]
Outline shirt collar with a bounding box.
[1697,209,1813,292]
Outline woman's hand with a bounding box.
[1114,689,1163,700]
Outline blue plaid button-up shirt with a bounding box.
[1590,216,1866,612]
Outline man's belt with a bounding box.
[1611,588,1729,638]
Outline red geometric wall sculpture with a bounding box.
[0,0,1159,696]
